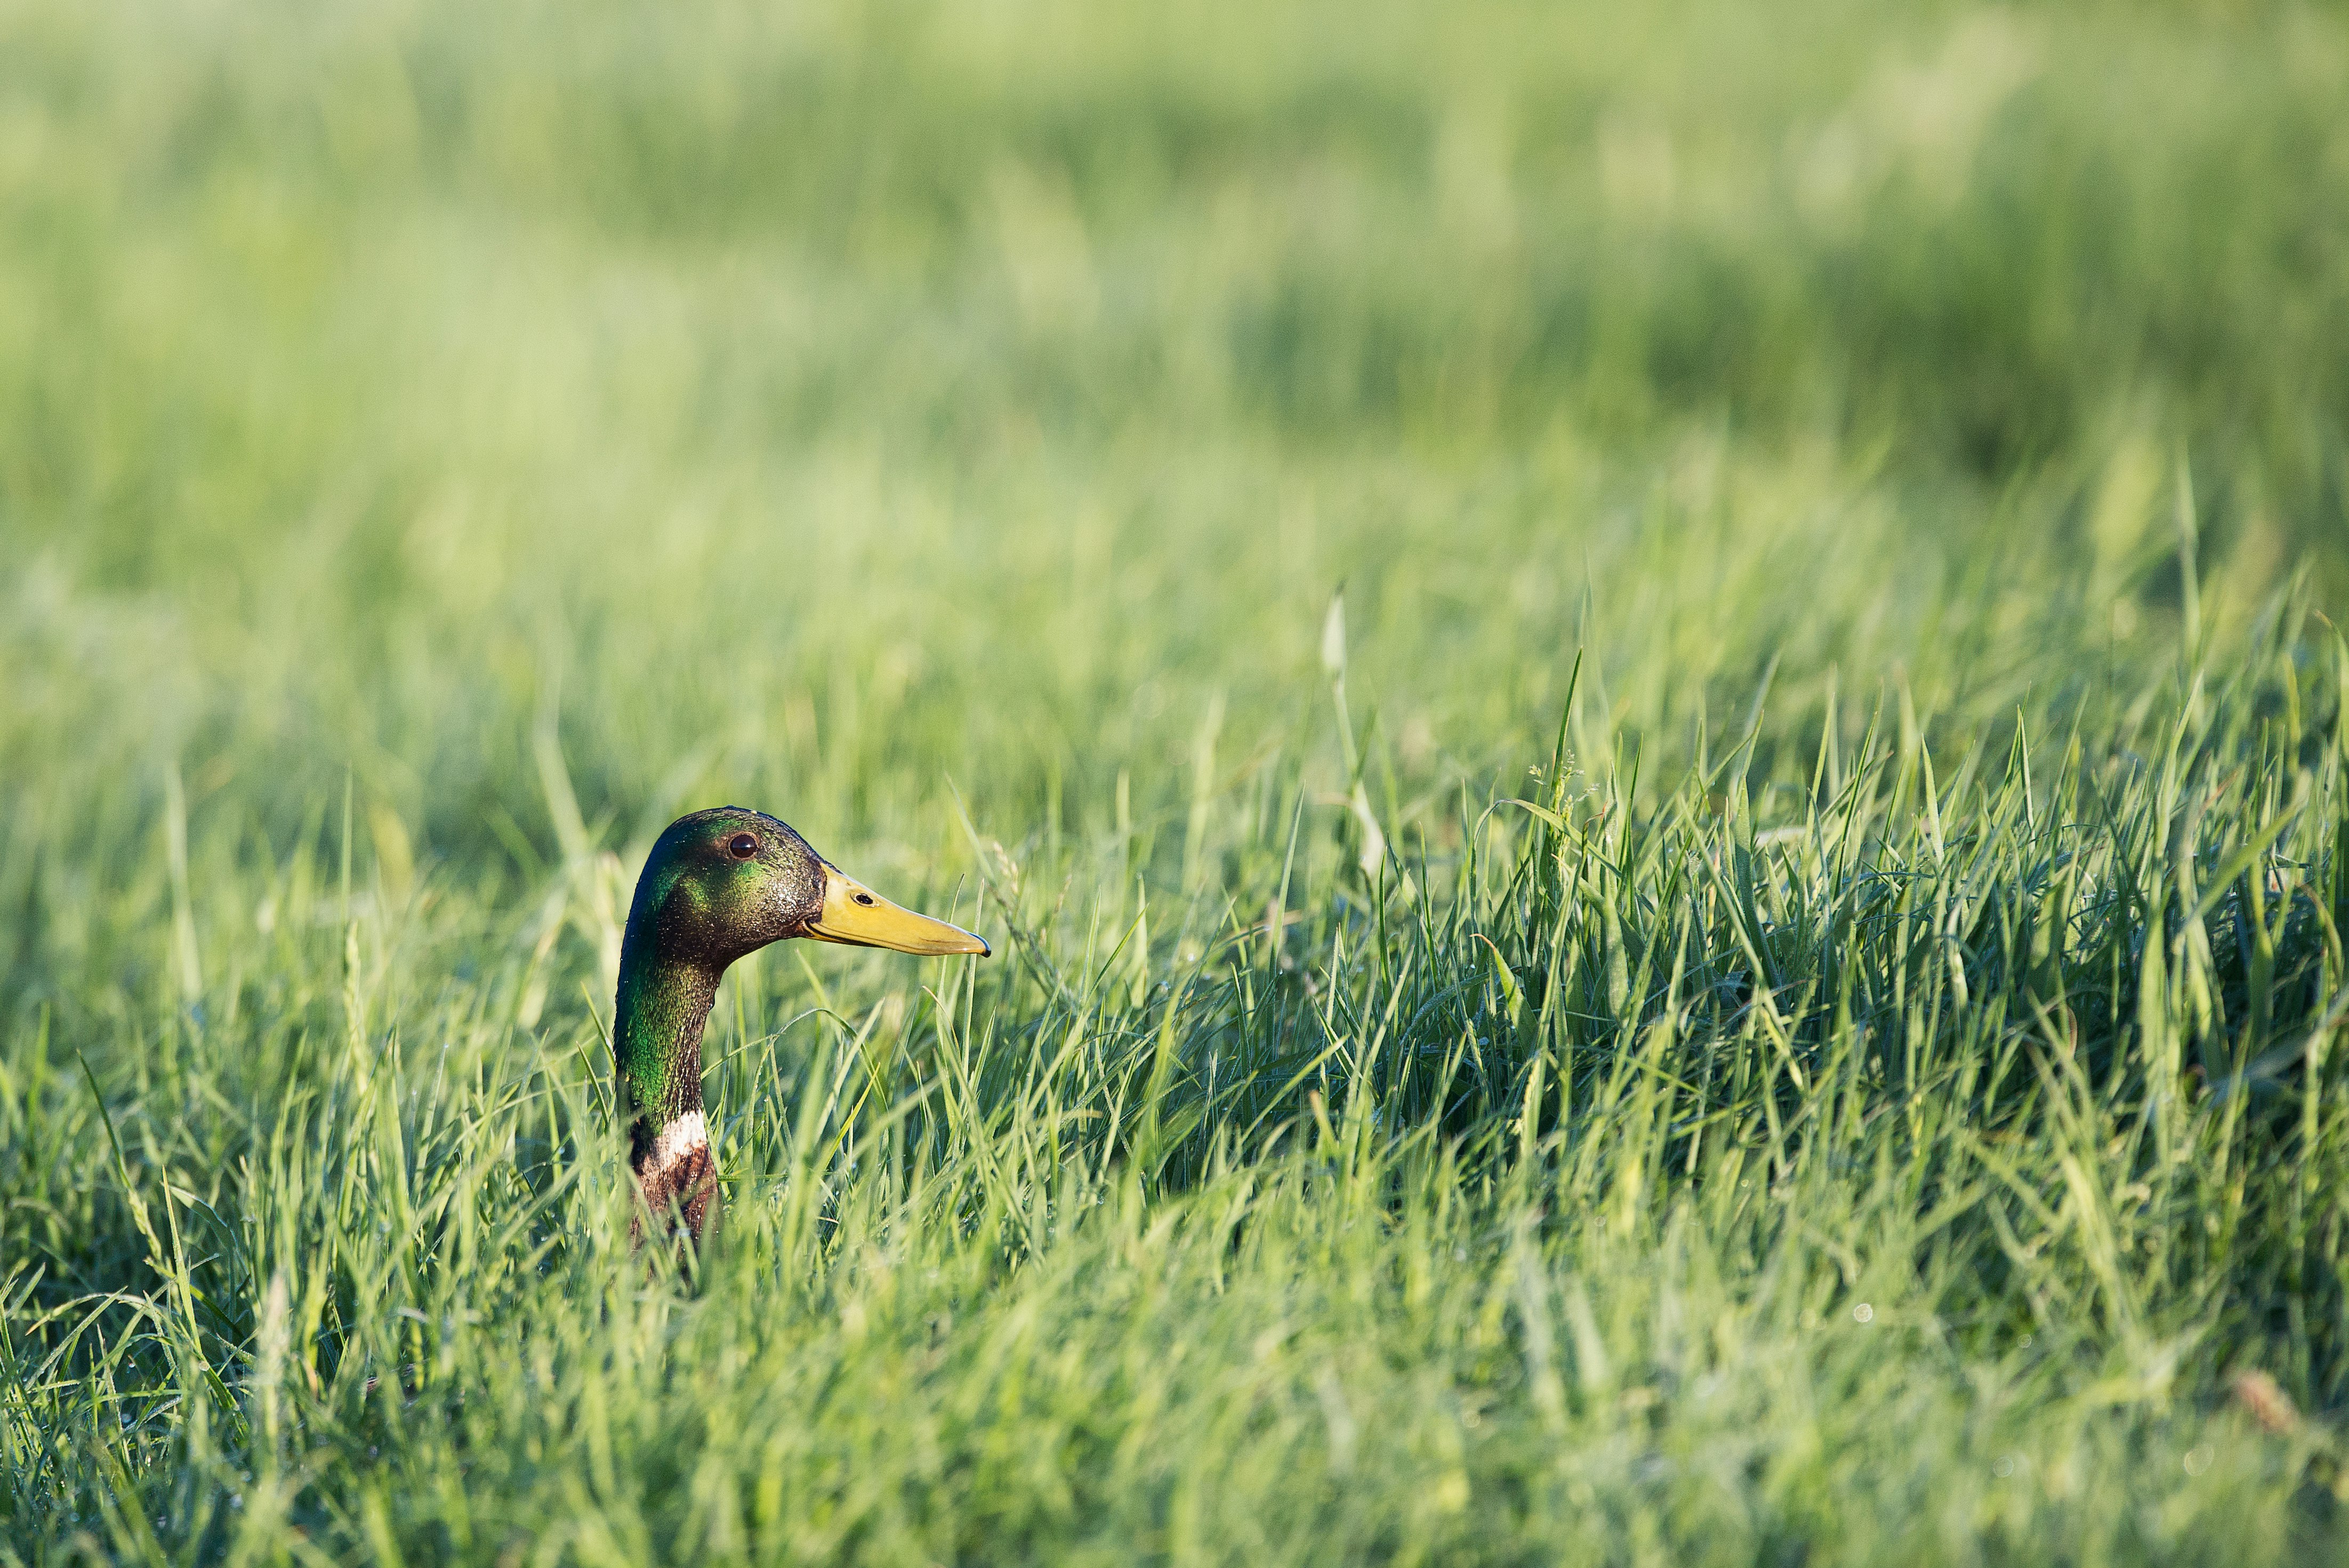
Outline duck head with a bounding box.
[612,806,987,1242]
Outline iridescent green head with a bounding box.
[622,805,991,973]
[612,805,987,1241]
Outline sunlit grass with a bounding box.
[4,0,2348,1562]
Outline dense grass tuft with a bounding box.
[5,1,2349,1562]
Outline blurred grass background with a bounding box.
[4,0,2349,1562]
[4,0,2344,863]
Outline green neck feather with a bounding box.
[612,935,718,1145]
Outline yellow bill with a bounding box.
[805,864,990,956]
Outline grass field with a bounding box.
[5,0,2349,1561]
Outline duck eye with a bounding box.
[727,833,760,859]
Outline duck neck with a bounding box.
[612,938,720,1183]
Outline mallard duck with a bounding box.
[613,807,988,1241]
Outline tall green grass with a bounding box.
[4,0,2349,1561]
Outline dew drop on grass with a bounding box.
[1852,1302,1873,1323]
